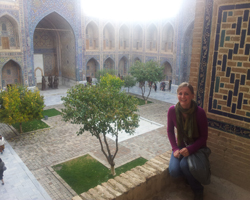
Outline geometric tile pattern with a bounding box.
[209,4,250,124]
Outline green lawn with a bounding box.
[52,154,147,194]
[12,119,49,133]
[43,108,61,117]
[12,109,61,133]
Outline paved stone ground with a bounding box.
[2,95,250,200]
[2,98,173,200]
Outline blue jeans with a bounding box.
[169,151,203,193]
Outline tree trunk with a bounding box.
[145,100,147,104]
[110,164,116,176]
[19,122,23,133]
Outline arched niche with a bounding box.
[162,61,172,81]
[133,25,143,50]
[103,57,115,70]
[119,25,129,50]
[134,57,141,63]
[118,56,128,76]
[86,58,99,78]
[181,21,194,82]
[1,60,22,87]
[86,21,99,50]
[146,24,157,51]
[33,12,76,86]
[0,14,20,50]
[162,23,174,53]
[103,23,115,50]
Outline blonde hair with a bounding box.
[177,82,194,94]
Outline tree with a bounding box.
[96,69,117,82]
[99,73,124,90]
[123,75,136,93]
[61,75,139,175]
[129,60,165,104]
[0,85,45,133]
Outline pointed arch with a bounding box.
[118,56,129,76]
[146,23,158,51]
[0,13,20,49]
[162,61,172,81]
[86,57,99,78]
[133,24,143,50]
[33,12,76,85]
[119,24,129,50]
[162,22,174,52]
[103,57,115,70]
[86,21,99,50]
[1,59,22,87]
[103,23,115,50]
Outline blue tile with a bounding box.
[226,67,231,77]
[228,11,233,16]
[228,49,233,59]
[243,10,249,21]
[216,24,221,34]
[245,44,250,55]
[244,99,248,104]
[237,93,243,109]
[215,77,220,92]
[247,69,250,80]
[232,23,236,28]
[248,20,250,35]
[217,105,222,110]
[241,75,246,85]
[236,17,242,35]
[213,99,217,109]
[236,3,250,9]
[231,103,236,113]
[234,43,239,54]
[240,30,246,48]
[233,80,239,96]
[237,62,242,67]
[227,90,232,106]
[220,83,224,87]
[215,34,220,51]
[223,95,227,100]
[213,52,218,67]
[218,60,221,65]
[230,73,235,83]
[222,55,227,71]
[223,12,227,22]
[247,112,250,117]
[220,30,226,47]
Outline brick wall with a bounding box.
[190,0,250,190]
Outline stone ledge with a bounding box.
[72,150,172,200]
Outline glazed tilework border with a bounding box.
[197,0,250,138]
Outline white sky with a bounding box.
[82,0,183,21]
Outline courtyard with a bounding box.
[0,87,250,200]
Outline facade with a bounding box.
[0,0,195,89]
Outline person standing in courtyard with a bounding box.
[154,83,157,92]
[167,82,208,200]
[0,135,5,154]
[0,158,5,185]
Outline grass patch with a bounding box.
[43,108,61,117]
[12,119,49,133]
[132,96,152,105]
[53,154,147,194]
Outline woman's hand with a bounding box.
[180,148,189,157]
[173,149,181,158]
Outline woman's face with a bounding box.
[177,86,194,109]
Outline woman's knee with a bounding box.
[169,167,182,178]
[180,157,190,173]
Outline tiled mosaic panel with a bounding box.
[209,4,250,123]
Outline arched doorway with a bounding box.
[2,60,22,88]
[119,25,129,50]
[147,24,157,51]
[103,58,115,70]
[118,56,128,77]
[133,25,142,50]
[86,58,99,78]
[33,12,76,87]
[134,57,141,63]
[162,23,174,53]
[163,61,172,81]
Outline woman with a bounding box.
[0,158,5,185]
[167,82,208,200]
